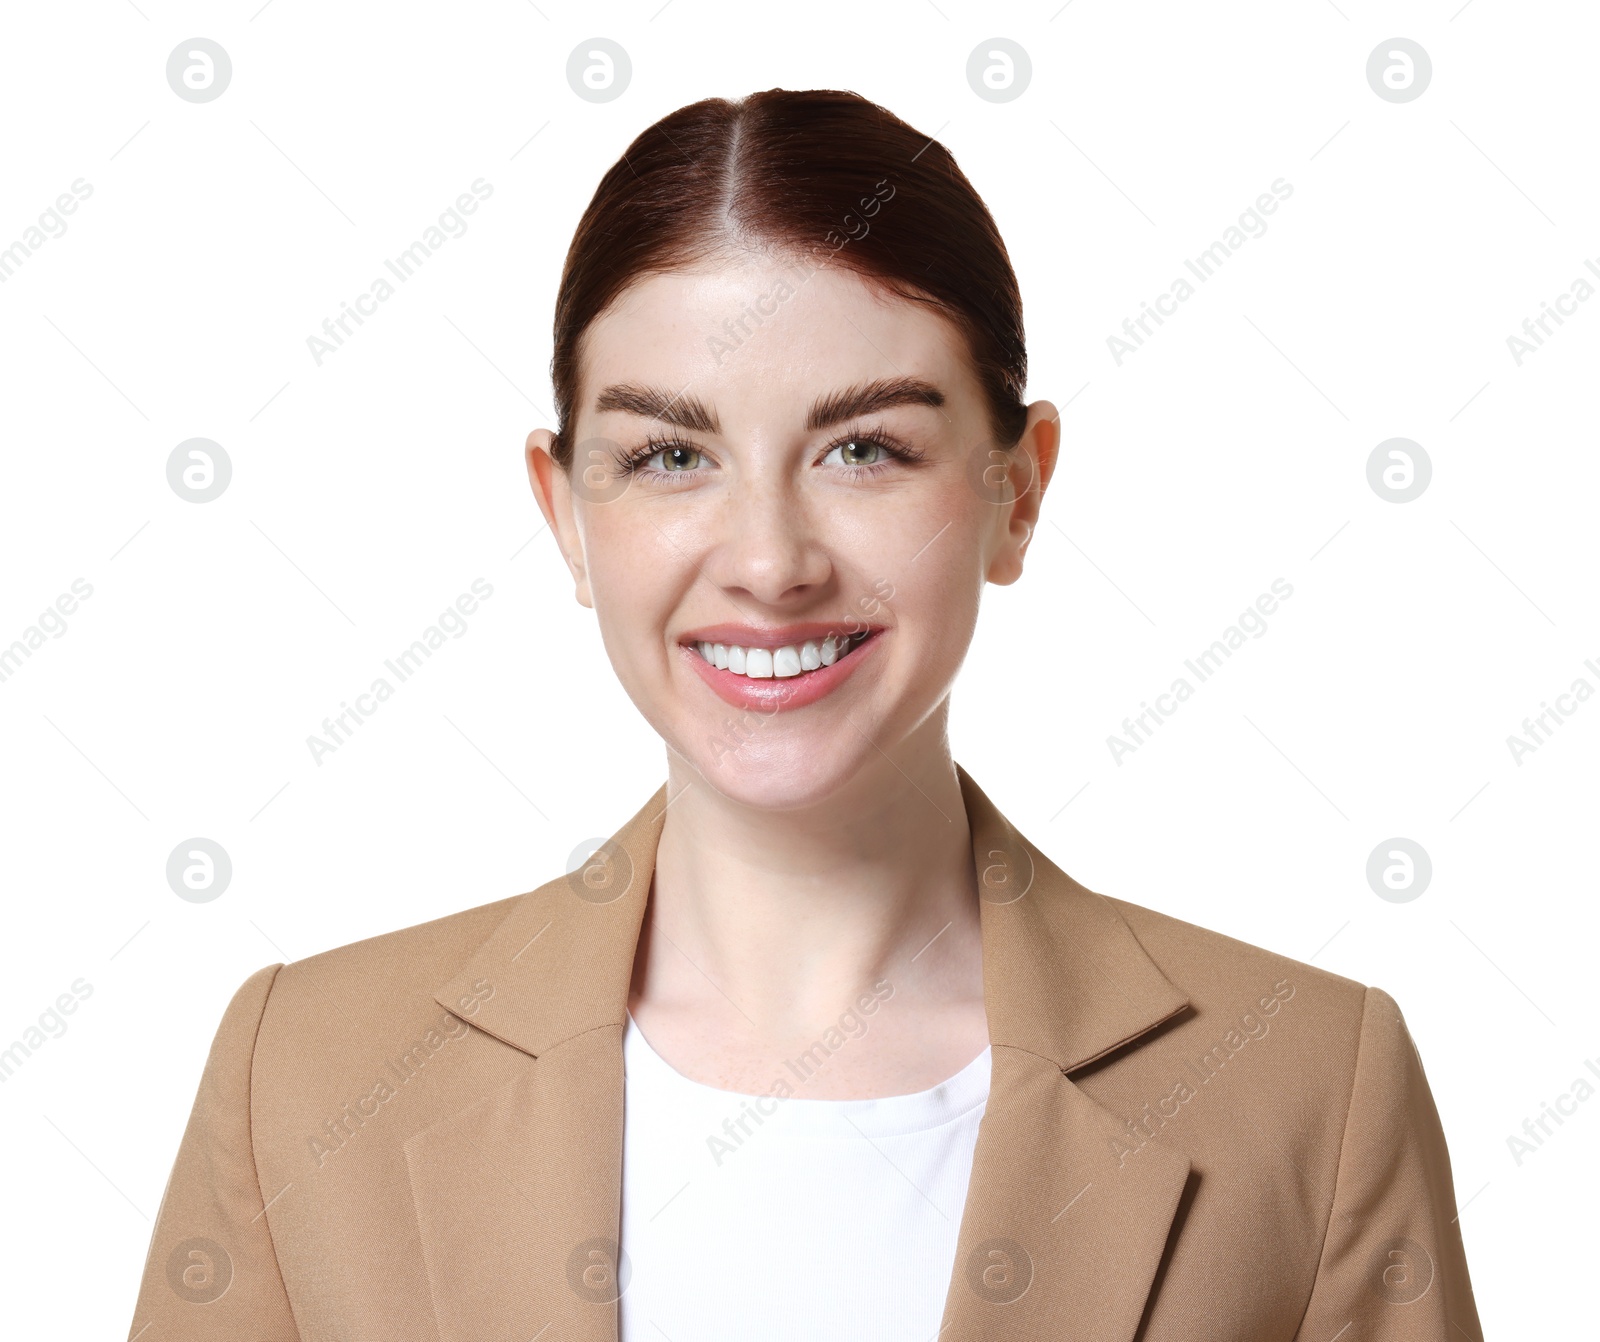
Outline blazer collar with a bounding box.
[417,764,1195,1342]
[434,763,1190,1074]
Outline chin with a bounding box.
[673,731,882,812]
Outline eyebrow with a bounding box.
[804,377,946,432]
[591,376,946,437]
[593,383,720,434]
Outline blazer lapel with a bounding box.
[407,769,1194,1342]
[406,785,672,1342]
[939,768,1194,1341]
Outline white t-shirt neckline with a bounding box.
[622,1010,992,1140]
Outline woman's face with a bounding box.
[527,253,1057,810]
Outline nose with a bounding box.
[699,470,832,609]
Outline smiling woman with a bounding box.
[128,89,1481,1342]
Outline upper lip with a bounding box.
[677,621,885,649]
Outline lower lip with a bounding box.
[681,633,883,712]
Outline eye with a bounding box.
[822,436,889,468]
[619,438,708,476]
[653,445,703,472]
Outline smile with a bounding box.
[691,630,871,679]
[678,624,884,712]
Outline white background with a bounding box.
[1,1,1595,1336]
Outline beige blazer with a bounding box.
[128,766,1481,1341]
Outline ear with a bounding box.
[984,400,1059,586]
[525,428,593,608]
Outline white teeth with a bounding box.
[691,631,870,679]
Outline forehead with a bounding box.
[575,258,980,430]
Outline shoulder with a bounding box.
[278,891,522,1000]
[1086,890,1445,1146]
[1091,891,1411,1105]
[1104,889,1371,1025]
[240,891,529,1080]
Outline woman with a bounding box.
[128,90,1480,1342]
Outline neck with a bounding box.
[635,718,983,1037]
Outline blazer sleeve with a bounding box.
[1293,985,1483,1341]
[126,963,301,1342]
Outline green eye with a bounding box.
[827,438,885,467]
[658,446,701,471]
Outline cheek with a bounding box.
[581,511,677,646]
[907,554,984,660]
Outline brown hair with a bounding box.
[548,88,1029,470]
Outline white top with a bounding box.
[617,1012,991,1341]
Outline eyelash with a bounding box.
[615,425,927,482]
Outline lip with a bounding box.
[679,625,885,712]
